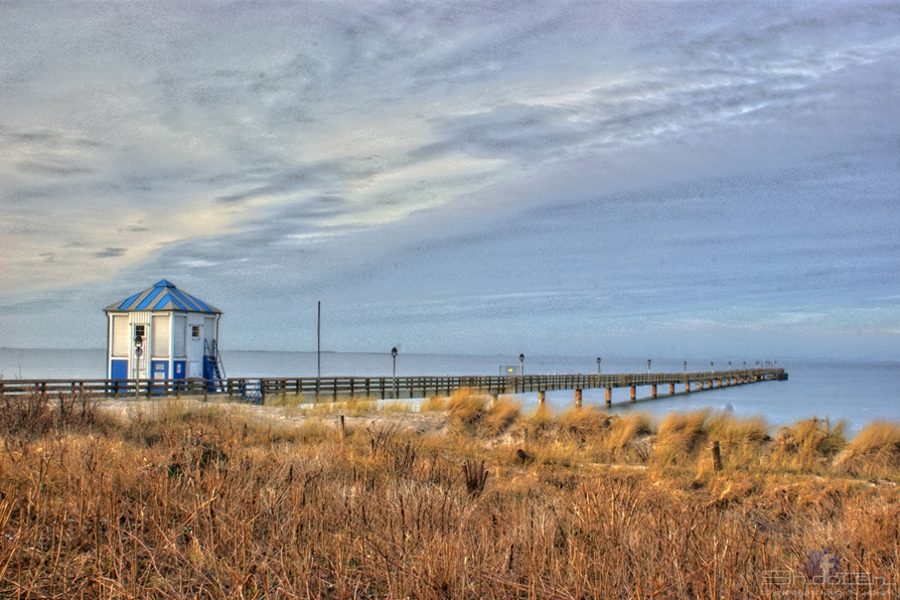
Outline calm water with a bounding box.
[2,348,898,433]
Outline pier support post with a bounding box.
[651,384,657,399]
[574,389,582,408]
[630,385,636,403]
[538,390,546,408]
[490,394,498,409]
[669,383,675,396]
[685,381,690,393]
[605,388,611,407]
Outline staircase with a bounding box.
[203,340,226,391]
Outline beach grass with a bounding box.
[0,390,898,598]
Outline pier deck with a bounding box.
[0,368,786,407]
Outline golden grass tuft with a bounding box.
[481,395,521,435]
[420,395,447,412]
[446,388,488,428]
[835,420,900,478]
[654,410,710,465]
[770,417,847,472]
[705,411,772,468]
[557,406,612,438]
[605,413,653,457]
[325,396,378,416]
[528,403,557,430]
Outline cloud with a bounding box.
[92,247,126,259]
[1,0,899,357]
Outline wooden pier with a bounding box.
[0,367,786,407]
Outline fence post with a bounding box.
[711,441,722,471]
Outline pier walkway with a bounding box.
[0,368,786,408]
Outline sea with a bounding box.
[1,348,898,435]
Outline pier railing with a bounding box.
[0,368,786,406]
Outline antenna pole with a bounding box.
[317,301,321,378]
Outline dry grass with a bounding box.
[557,405,612,438]
[654,409,711,466]
[835,420,900,479]
[770,417,848,472]
[481,395,521,435]
[446,387,488,429]
[419,395,447,412]
[1,391,898,598]
[605,413,653,459]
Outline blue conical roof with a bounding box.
[105,280,221,314]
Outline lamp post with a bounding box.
[519,353,525,376]
[134,330,144,381]
[597,357,601,375]
[710,361,714,373]
[647,359,651,374]
[683,360,687,373]
[391,347,398,398]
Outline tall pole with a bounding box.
[317,301,321,379]
[391,347,398,398]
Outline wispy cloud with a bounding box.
[1,0,898,355]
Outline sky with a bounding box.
[1,0,899,361]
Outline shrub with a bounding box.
[0,391,106,441]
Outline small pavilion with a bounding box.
[104,280,222,381]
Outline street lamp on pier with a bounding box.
[391,347,398,397]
